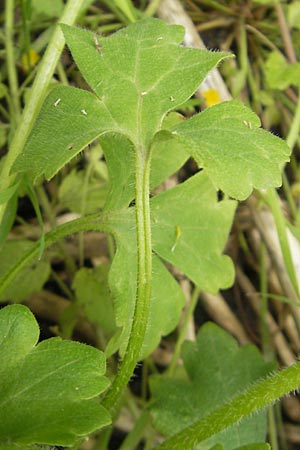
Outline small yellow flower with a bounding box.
[202,88,221,107]
[21,49,40,72]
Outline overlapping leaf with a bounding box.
[105,208,185,359]
[0,304,110,447]
[150,323,274,449]
[0,240,50,303]
[151,171,236,292]
[101,126,189,212]
[173,101,290,199]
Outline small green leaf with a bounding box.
[0,241,50,303]
[58,168,108,213]
[31,0,64,19]
[151,171,236,292]
[287,2,300,29]
[150,323,273,449]
[174,101,290,199]
[0,304,110,446]
[0,181,20,205]
[264,51,300,90]
[72,264,117,335]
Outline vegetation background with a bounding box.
[0,0,300,449]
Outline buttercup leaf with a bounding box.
[0,304,110,446]
[174,101,290,199]
[150,323,273,449]
[12,19,230,182]
[151,171,236,292]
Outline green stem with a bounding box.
[153,361,300,450]
[0,212,110,296]
[0,0,86,223]
[118,410,151,450]
[5,0,21,125]
[262,189,300,299]
[286,87,300,150]
[167,287,199,376]
[101,147,152,419]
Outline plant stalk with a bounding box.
[0,212,110,296]
[0,0,86,224]
[5,0,21,126]
[154,361,300,450]
[101,146,152,419]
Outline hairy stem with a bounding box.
[0,0,86,223]
[0,212,110,296]
[154,361,300,450]
[102,146,152,419]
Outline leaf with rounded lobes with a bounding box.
[0,304,110,447]
[60,19,232,148]
[151,171,236,293]
[173,100,290,199]
[150,322,274,449]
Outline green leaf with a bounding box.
[287,2,300,29]
[102,126,189,212]
[264,51,300,90]
[0,195,18,248]
[72,264,117,335]
[107,208,185,358]
[13,85,119,181]
[0,181,20,205]
[60,19,231,149]
[173,100,290,199]
[58,167,108,214]
[0,304,110,446]
[0,240,50,303]
[14,19,228,183]
[31,0,64,19]
[150,323,273,449]
[151,171,236,292]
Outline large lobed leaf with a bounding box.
[12,19,230,181]
[0,304,110,447]
[151,171,236,292]
[173,101,290,199]
[150,323,274,449]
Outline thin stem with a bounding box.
[0,0,86,223]
[153,361,300,450]
[275,3,296,64]
[286,87,300,151]
[5,0,21,126]
[167,287,199,376]
[101,147,152,419]
[0,212,110,296]
[118,410,151,450]
[262,189,300,299]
